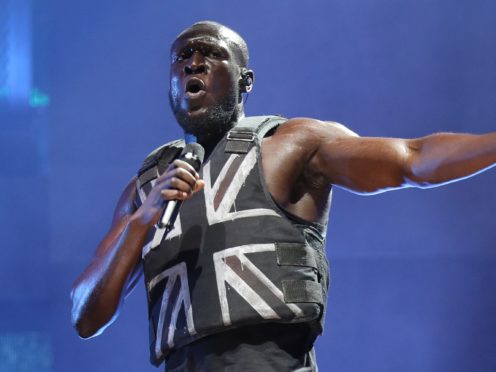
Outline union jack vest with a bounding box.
[135,116,330,366]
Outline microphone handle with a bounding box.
[150,145,204,249]
[156,147,201,230]
[157,199,181,230]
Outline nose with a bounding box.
[184,51,206,75]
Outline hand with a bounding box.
[135,159,204,225]
[159,159,205,201]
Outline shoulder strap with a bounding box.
[134,139,185,209]
[225,115,287,154]
[137,139,185,177]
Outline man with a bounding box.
[71,21,496,371]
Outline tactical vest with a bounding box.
[135,116,330,366]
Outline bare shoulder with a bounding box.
[272,117,358,142]
[261,118,357,220]
[110,176,138,228]
[261,117,359,178]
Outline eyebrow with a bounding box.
[172,36,229,51]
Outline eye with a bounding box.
[173,48,193,63]
[206,47,224,59]
[178,50,191,60]
[210,50,222,58]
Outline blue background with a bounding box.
[1,0,496,371]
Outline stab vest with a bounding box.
[135,116,330,366]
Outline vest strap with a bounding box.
[137,166,158,188]
[225,131,255,154]
[275,243,318,270]
[282,280,323,304]
[225,115,287,154]
[138,139,184,176]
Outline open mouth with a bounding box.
[185,78,206,97]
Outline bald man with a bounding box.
[71,21,496,371]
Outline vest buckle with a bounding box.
[225,130,256,154]
[226,131,255,142]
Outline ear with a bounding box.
[240,68,254,93]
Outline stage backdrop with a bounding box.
[1,0,496,371]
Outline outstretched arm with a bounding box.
[71,160,202,338]
[305,120,496,194]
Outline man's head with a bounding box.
[168,21,254,145]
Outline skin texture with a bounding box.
[71,21,496,339]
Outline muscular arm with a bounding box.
[308,120,496,194]
[70,178,151,338]
[71,160,202,339]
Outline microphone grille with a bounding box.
[182,143,205,167]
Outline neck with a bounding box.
[184,108,245,158]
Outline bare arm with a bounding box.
[257,118,496,223]
[70,160,202,338]
[305,120,496,194]
[70,178,150,338]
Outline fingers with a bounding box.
[171,159,200,180]
[161,189,189,201]
[155,159,203,202]
[193,179,205,193]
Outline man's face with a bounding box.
[169,30,241,142]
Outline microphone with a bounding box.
[151,142,205,249]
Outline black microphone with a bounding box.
[151,143,205,249]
